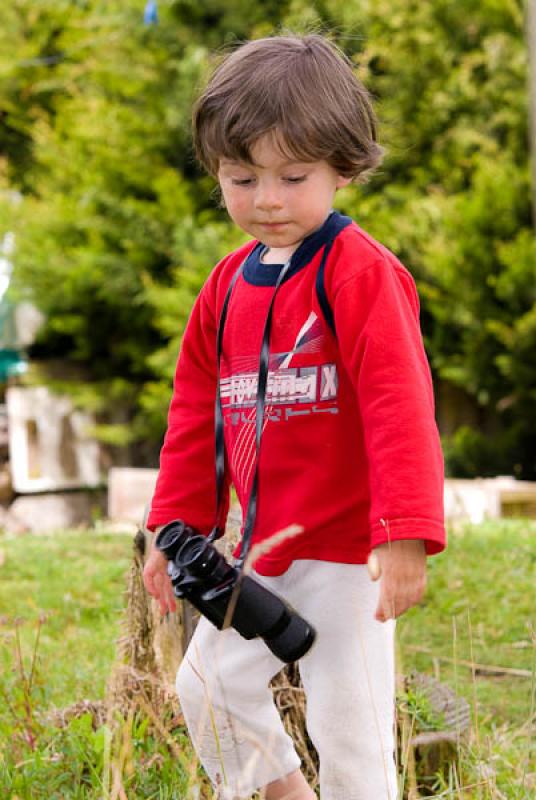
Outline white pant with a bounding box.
[176,560,398,799]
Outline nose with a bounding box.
[254,180,283,212]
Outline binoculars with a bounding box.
[155,520,316,663]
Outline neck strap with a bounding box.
[210,258,293,568]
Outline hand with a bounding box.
[143,536,177,615]
[369,539,426,622]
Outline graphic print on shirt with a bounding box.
[221,312,339,494]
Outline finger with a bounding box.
[155,572,174,615]
[375,605,390,623]
[376,588,423,621]
[144,563,170,614]
[375,600,395,622]
[152,566,176,615]
[164,576,177,613]
[375,589,390,622]
[145,564,165,602]
[375,587,399,622]
[143,563,157,597]
[153,574,167,615]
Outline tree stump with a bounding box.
[400,671,471,796]
[106,527,186,713]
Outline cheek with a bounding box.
[224,193,250,219]
[227,197,251,225]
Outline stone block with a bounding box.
[107,467,158,526]
[2,491,106,534]
[444,476,536,523]
[7,386,102,493]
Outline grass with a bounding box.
[398,519,535,728]
[397,519,535,798]
[0,529,131,706]
[0,520,534,798]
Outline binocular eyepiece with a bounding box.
[155,520,316,663]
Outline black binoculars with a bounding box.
[155,520,316,663]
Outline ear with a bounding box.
[214,184,226,209]
[336,175,352,190]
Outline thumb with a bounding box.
[367,551,382,582]
[368,551,388,622]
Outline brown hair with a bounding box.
[192,34,384,183]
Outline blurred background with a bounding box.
[0,0,535,525]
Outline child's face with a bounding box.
[217,134,351,261]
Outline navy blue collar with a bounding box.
[242,210,352,287]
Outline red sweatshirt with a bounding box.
[147,211,446,575]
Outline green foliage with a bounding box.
[1,0,534,474]
[0,708,209,799]
[330,0,534,478]
[442,424,524,478]
[397,684,445,732]
[0,1,80,189]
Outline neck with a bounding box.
[261,246,295,264]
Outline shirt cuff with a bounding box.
[369,516,446,556]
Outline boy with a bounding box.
[143,34,445,800]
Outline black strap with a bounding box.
[210,258,293,569]
[209,263,245,542]
[314,215,353,336]
[315,239,337,336]
[238,259,293,566]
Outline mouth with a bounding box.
[258,222,289,230]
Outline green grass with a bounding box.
[0,530,132,706]
[397,519,535,797]
[0,520,534,798]
[0,528,212,800]
[398,520,535,728]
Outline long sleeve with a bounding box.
[331,255,445,554]
[147,279,230,535]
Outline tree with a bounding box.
[319,0,535,477]
[2,2,215,449]
[2,0,534,476]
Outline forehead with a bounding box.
[220,133,312,170]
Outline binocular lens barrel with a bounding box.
[177,536,214,574]
[155,522,188,560]
[155,520,316,663]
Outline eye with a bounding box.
[283,175,307,184]
[231,177,256,186]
